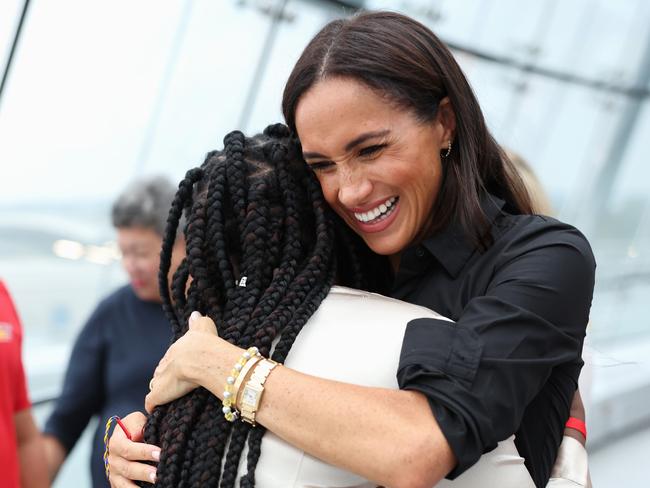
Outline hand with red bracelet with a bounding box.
[106,412,159,487]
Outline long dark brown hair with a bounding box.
[282,10,532,249]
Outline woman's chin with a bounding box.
[361,235,406,257]
[132,284,161,303]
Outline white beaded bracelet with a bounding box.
[222,347,261,422]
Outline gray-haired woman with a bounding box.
[41,176,185,488]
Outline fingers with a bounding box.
[144,387,173,413]
[146,362,168,414]
[108,418,160,463]
[121,438,161,462]
[144,393,155,414]
[144,387,167,414]
[109,473,143,488]
[108,455,157,485]
[107,414,160,486]
[188,311,217,334]
[109,439,160,467]
[119,412,148,442]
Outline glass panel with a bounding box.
[0,0,195,405]
[0,0,189,204]
[137,0,275,177]
[244,0,348,134]
[587,101,650,344]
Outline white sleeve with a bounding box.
[546,436,590,487]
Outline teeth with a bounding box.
[353,197,397,223]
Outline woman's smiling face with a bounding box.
[295,77,454,258]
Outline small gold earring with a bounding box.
[442,140,452,158]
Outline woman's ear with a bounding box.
[437,97,457,147]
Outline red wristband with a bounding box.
[565,417,587,439]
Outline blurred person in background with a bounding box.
[41,176,184,488]
[0,279,49,488]
[505,150,554,216]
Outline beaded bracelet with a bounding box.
[103,415,132,480]
[222,346,261,421]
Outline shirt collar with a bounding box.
[420,193,507,278]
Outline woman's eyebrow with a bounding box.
[302,150,328,160]
[344,129,390,151]
[302,129,390,160]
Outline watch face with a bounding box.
[242,387,259,406]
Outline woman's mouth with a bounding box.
[353,196,398,224]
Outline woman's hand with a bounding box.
[107,412,159,487]
[145,312,239,413]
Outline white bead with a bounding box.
[234,364,243,371]
[243,352,251,359]
[224,391,232,399]
[227,376,234,385]
[252,347,259,353]
[222,406,231,414]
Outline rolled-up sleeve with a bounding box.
[397,227,595,480]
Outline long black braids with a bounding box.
[143,124,389,487]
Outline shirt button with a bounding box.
[415,247,426,258]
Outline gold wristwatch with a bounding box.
[238,358,278,426]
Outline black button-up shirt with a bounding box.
[393,195,595,488]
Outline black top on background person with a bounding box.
[43,286,169,487]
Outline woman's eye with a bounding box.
[308,161,335,172]
[358,144,386,158]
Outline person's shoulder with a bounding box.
[327,286,452,322]
[89,285,134,321]
[496,214,595,267]
[97,284,133,307]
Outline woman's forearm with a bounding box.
[193,339,455,488]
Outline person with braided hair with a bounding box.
[107,123,590,488]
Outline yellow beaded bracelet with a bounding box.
[222,346,261,422]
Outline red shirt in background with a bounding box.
[0,280,30,488]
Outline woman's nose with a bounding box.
[337,167,373,208]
